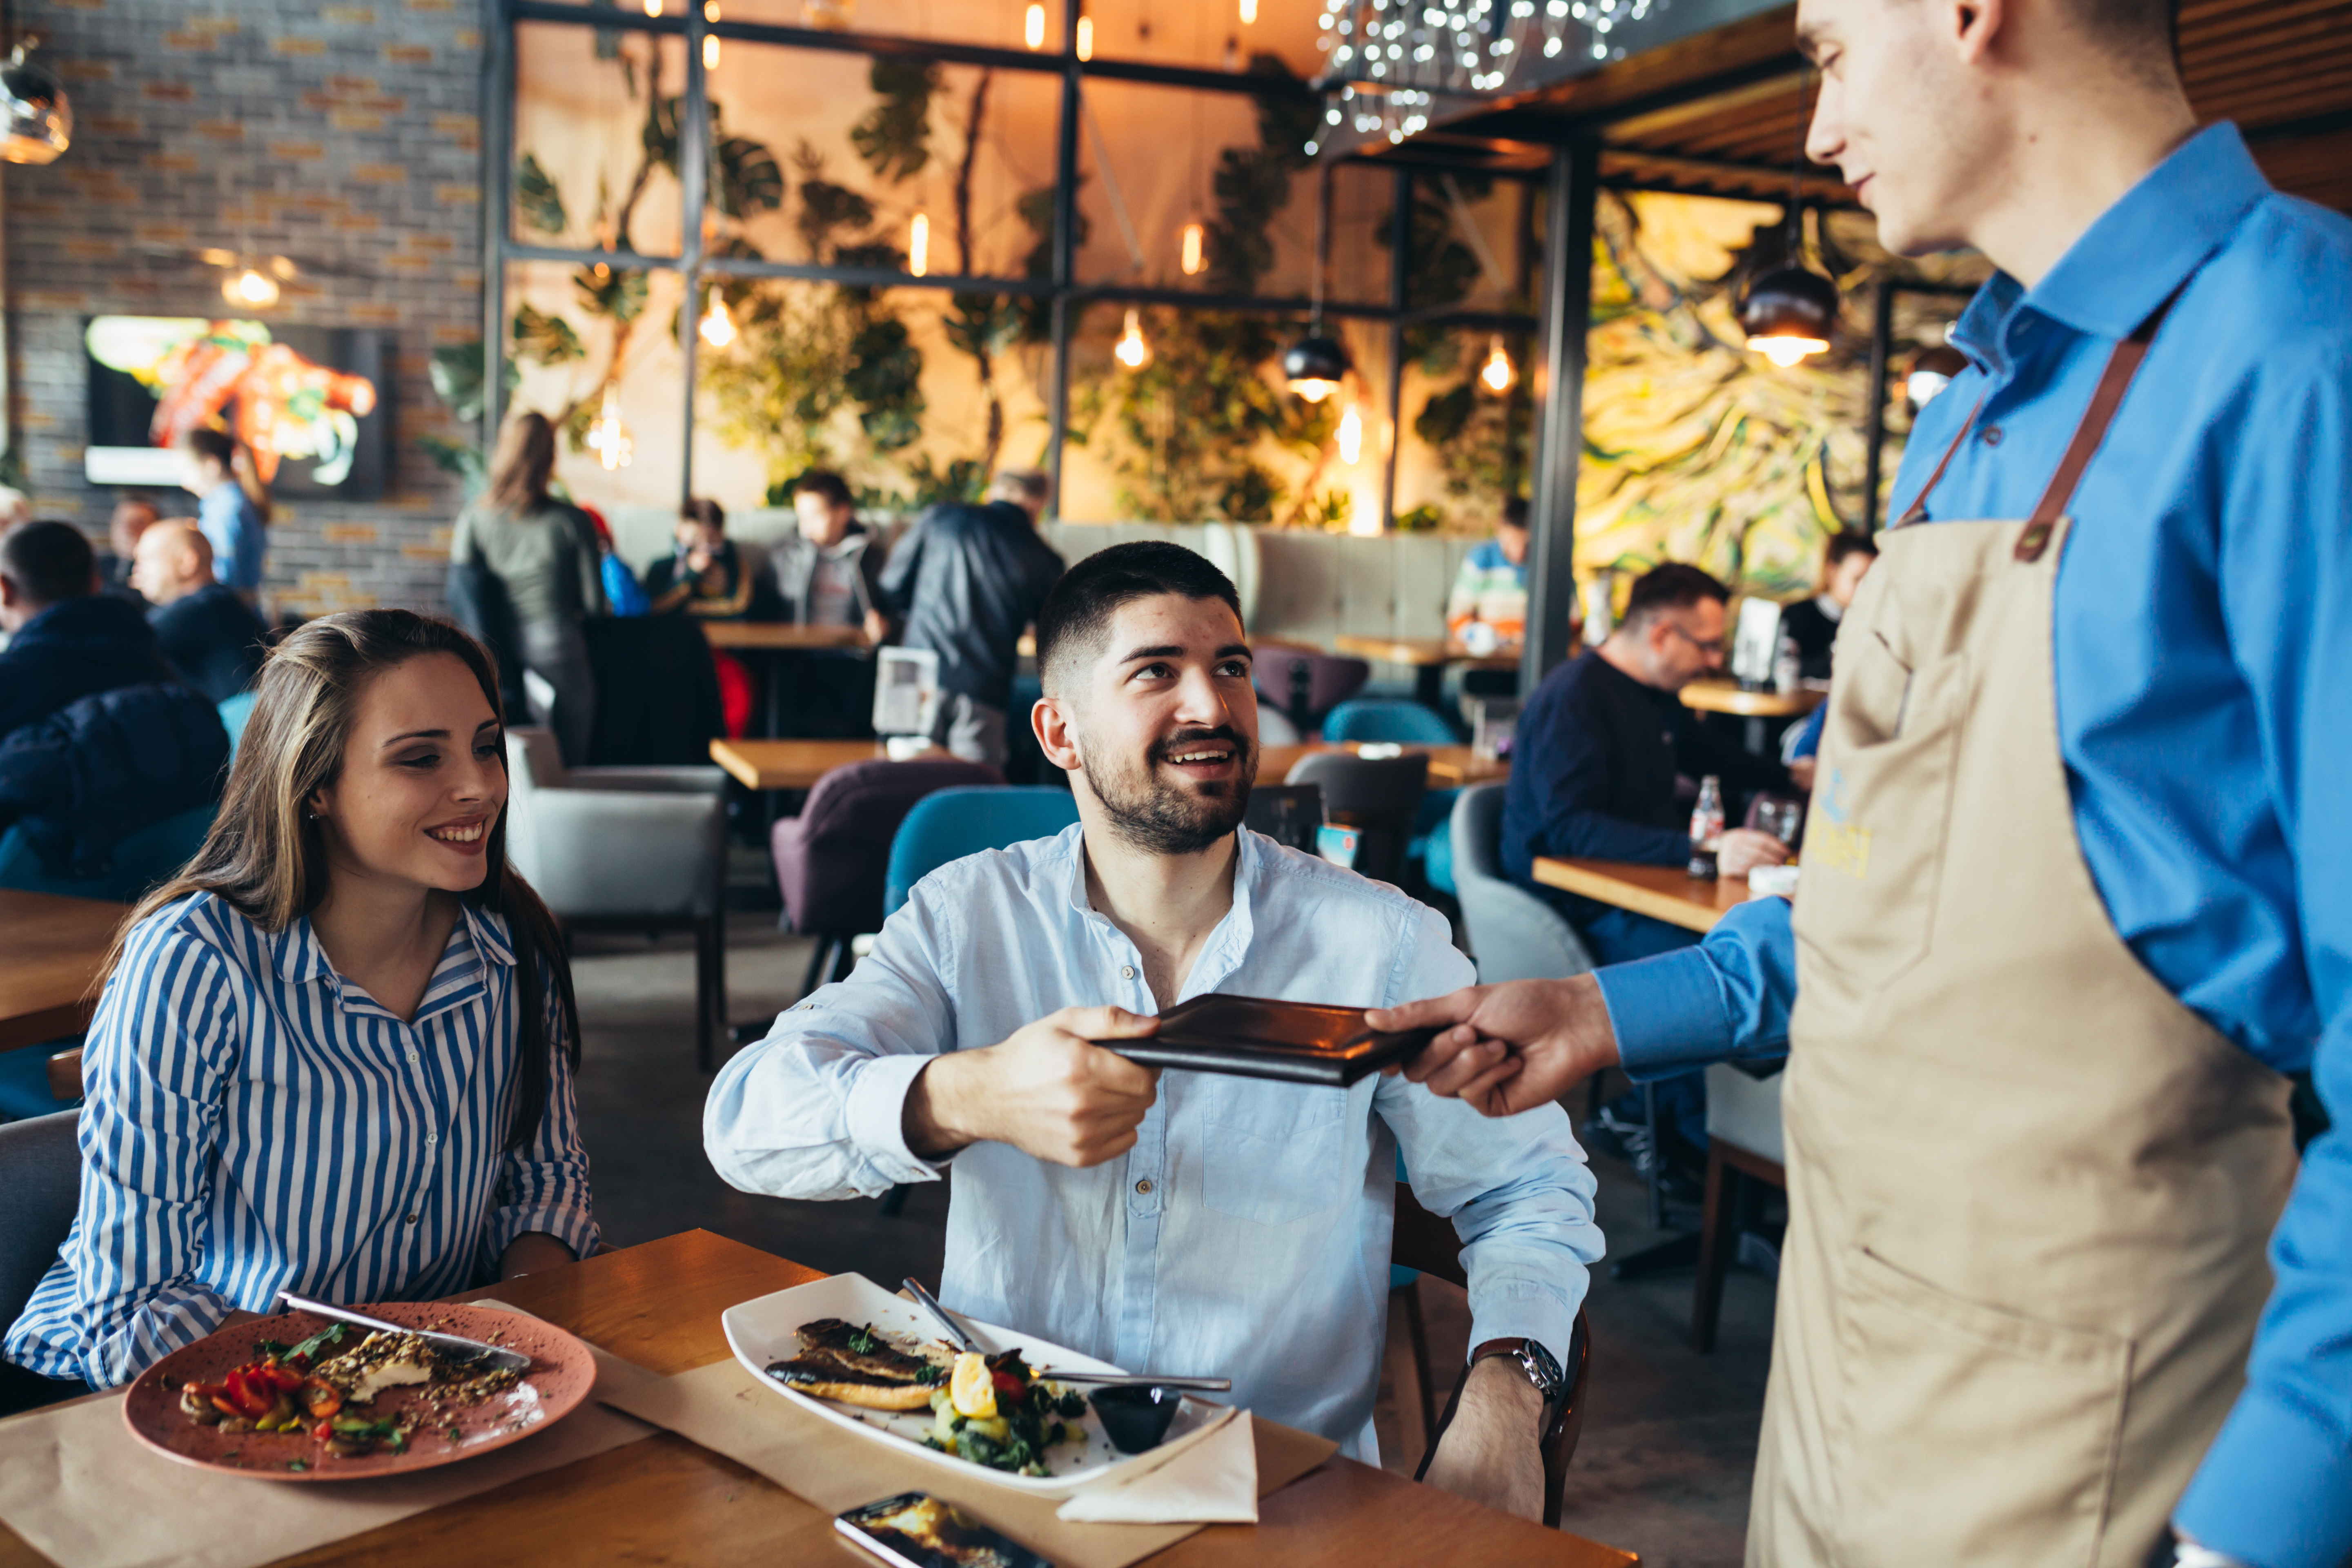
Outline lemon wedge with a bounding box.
[949,1352,996,1420]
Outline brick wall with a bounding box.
[5,0,487,616]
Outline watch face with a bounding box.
[1526,1341,1564,1398]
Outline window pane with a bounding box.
[1056,302,1380,528]
[1076,78,1319,297]
[1392,323,1532,534]
[512,22,688,258]
[503,259,688,511]
[692,281,1051,512]
[701,40,1061,281]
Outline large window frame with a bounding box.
[485,0,1544,526]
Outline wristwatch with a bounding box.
[1469,1336,1565,1420]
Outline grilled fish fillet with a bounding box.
[764,1319,948,1411]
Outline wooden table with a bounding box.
[708,738,951,792]
[0,890,127,1054]
[1332,634,1518,707]
[1259,742,1508,789]
[1530,855,1758,934]
[1678,679,1824,757]
[0,1231,1635,1567]
[699,621,871,652]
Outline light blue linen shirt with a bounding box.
[1591,125,2352,1566]
[705,824,1602,1461]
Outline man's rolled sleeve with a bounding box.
[704,884,962,1200]
[1595,894,1796,1079]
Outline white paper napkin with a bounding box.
[1054,1409,1259,1524]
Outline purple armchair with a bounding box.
[771,757,1004,997]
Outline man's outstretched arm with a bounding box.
[1371,893,1802,1113]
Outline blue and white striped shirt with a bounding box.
[4,891,598,1388]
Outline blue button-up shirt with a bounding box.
[705,825,1602,1461]
[1594,125,2352,1566]
[197,483,266,593]
[4,893,600,1388]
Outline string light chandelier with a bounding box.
[1,39,69,165]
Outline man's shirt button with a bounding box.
[1120,965,1136,980]
[403,1213,419,1225]
[1982,424,2004,446]
[1135,1178,1154,1196]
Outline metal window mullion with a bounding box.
[483,0,517,444]
[1523,135,1597,690]
[678,0,710,503]
[1381,163,1410,532]
[1047,9,1082,519]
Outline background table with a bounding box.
[1530,856,1757,934]
[1677,679,1825,757]
[707,738,949,793]
[698,621,871,652]
[0,1231,1637,1566]
[1332,634,1518,707]
[1259,742,1508,790]
[0,890,127,1054]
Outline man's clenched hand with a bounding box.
[1368,976,1620,1116]
[904,1006,1163,1166]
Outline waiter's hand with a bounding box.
[1719,827,1791,879]
[903,1006,1162,1167]
[1370,976,1620,1116]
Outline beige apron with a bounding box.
[1751,298,2298,1567]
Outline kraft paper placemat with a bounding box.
[0,1311,659,1568]
[597,1356,1339,1568]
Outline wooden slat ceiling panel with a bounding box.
[1584,0,2352,212]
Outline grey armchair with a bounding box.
[1448,782,1595,983]
[503,728,731,1069]
[0,1109,80,1417]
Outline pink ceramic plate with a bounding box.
[122,1302,596,1482]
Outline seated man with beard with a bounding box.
[706,542,1600,1517]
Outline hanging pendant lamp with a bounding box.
[1741,70,1837,369]
[2,41,69,165]
[1283,167,1351,401]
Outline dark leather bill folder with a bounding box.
[1095,993,1443,1086]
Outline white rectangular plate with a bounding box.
[723,1272,1233,1498]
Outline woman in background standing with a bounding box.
[450,414,606,763]
[178,428,267,606]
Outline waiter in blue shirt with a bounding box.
[1374,0,2352,1564]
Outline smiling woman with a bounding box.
[2,610,600,1399]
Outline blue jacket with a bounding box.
[0,595,180,743]
[0,683,229,878]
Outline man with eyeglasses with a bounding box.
[1499,562,1791,1156]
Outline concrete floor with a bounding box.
[569,922,1775,1567]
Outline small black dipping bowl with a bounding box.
[1089,1385,1183,1453]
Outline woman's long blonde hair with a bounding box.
[120,610,579,1150]
[484,412,557,516]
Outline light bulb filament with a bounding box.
[1115,307,1151,369]
[909,212,929,276]
[1180,221,1205,276]
[1076,16,1093,58]
[1025,2,1047,48]
[1480,336,1515,393]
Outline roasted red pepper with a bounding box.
[298,1377,342,1419]
[223,1368,275,1420]
[992,1370,1027,1398]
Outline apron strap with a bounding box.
[1891,286,2188,556]
[2011,287,2183,560]
[1889,394,1987,531]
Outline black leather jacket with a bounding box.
[875,502,1064,708]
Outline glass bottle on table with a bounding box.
[1688,774,1724,880]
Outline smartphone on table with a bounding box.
[835,1492,1052,1568]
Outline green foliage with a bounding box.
[514,154,567,238]
[1295,488,1352,531]
[710,129,785,220]
[1394,503,1444,532]
[1074,309,1317,522]
[844,313,925,451]
[904,454,989,506]
[512,303,584,367]
[572,266,648,325]
[793,141,876,262]
[1011,182,1084,343]
[853,58,938,183]
[1203,55,1312,297]
[1412,356,1529,524]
